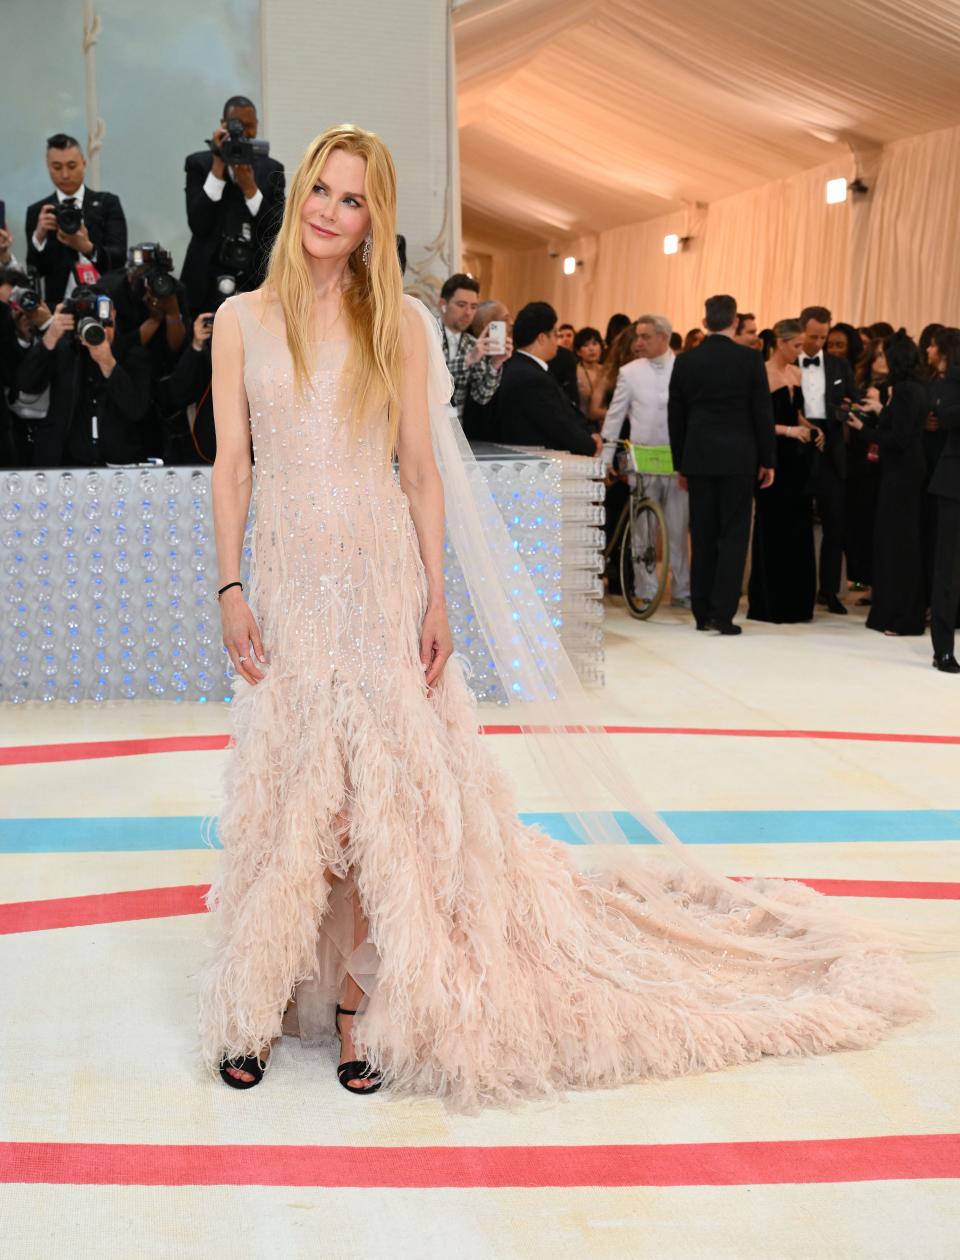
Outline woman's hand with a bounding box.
[420,602,453,690]
[220,588,266,684]
[793,425,812,443]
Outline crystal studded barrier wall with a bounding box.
[0,452,604,704]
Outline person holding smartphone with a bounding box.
[437,273,512,423]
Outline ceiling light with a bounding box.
[825,178,847,205]
[663,234,680,255]
[563,256,577,275]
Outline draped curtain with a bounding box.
[483,127,960,334]
[454,0,960,333]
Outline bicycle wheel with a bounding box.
[619,495,669,619]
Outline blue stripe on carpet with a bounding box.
[1,810,959,853]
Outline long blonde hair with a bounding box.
[263,124,404,452]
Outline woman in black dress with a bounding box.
[748,320,824,623]
[927,330,960,672]
[848,331,928,637]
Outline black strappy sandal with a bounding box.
[335,1004,383,1095]
[219,1051,269,1090]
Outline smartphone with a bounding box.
[486,319,506,355]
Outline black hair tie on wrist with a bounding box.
[217,581,243,599]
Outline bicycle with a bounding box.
[601,440,671,619]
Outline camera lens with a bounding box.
[77,317,106,347]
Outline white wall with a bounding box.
[260,0,456,305]
[3,0,261,278]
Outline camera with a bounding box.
[128,242,176,299]
[9,285,41,314]
[208,118,270,166]
[63,286,113,346]
[218,222,254,275]
[55,201,83,236]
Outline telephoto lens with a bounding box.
[76,316,107,347]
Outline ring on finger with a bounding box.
[238,655,249,664]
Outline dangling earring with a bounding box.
[361,235,372,266]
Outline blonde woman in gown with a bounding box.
[199,125,926,1105]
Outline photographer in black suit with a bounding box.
[17,294,151,467]
[668,294,776,634]
[100,244,195,462]
[798,304,859,614]
[25,133,128,307]
[494,302,599,456]
[180,95,285,314]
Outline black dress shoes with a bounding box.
[933,653,960,674]
[818,593,848,615]
[711,621,742,636]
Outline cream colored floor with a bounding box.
[1,598,958,1260]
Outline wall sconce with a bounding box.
[663,234,691,255]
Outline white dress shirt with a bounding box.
[601,351,675,466]
[800,350,827,420]
[203,167,264,218]
[518,349,548,372]
[31,184,94,301]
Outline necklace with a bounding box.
[313,295,345,341]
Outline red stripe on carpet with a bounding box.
[0,885,210,934]
[726,877,960,900]
[0,735,232,765]
[1,1134,957,1187]
[2,725,960,765]
[2,877,955,935]
[480,725,960,743]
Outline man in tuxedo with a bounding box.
[798,304,859,614]
[180,96,285,314]
[25,134,128,307]
[495,302,599,456]
[668,294,776,634]
[17,298,152,467]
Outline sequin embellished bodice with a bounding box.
[227,291,428,703]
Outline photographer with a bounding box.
[17,292,151,467]
[0,268,53,466]
[180,95,285,314]
[25,133,127,306]
[100,243,195,462]
[167,310,217,462]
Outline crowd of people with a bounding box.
[0,96,285,469]
[1,109,957,670]
[439,278,959,672]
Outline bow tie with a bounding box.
[802,356,820,368]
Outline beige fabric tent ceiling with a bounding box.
[454,0,960,252]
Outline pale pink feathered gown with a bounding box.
[199,292,924,1108]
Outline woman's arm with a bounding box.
[395,304,452,689]
[210,300,264,684]
[588,375,608,423]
